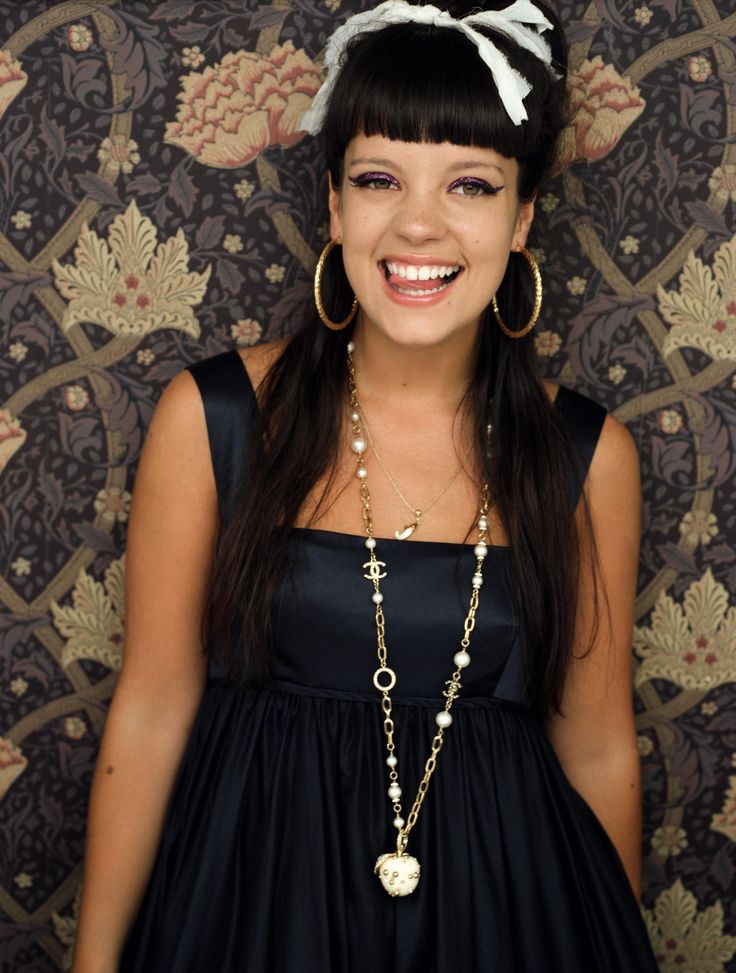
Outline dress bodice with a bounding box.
[187,349,607,707]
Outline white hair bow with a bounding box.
[300,0,558,134]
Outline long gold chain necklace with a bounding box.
[358,408,474,540]
[347,341,491,897]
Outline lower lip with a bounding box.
[379,264,460,306]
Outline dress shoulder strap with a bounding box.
[552,384,608,508]
[186,349,259,519]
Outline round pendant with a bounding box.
[375,851,421,896]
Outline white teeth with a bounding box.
[394,283,447,296]
[385,260,460,280]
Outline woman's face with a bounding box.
[329,133,534,350]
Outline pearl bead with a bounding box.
[365,537,376,550]
[478,516,488,530]
[454,650,471,668]
[393,816,405,829]
[386,755,398,768]
[435,711,453,728]
[372,591,383,605]
[357,467,368,479]
[474,543,488,558]
[388,784,402,800]
[351,438,366,454]
[347,341,355,353]
[471,573,483,588]
[351,411,360,423]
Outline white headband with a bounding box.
[300,0,558,133]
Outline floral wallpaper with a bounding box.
[0,1,735,970]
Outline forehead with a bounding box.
[343,133,518,180]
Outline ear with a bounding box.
[328,176,343,241]
[511,196,535,251]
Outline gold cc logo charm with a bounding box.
[363,560,387,581]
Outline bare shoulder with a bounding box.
[585,413,641,540]
[144,367,213,480]
[589,413,640,492]
[542,378,560,405]
[131,368,217,529]
[236,338,290,391]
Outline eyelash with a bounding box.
[449,177,501,197]
[348,173,399,190]
[348,173,501,196]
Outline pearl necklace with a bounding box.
[347,341,491,897]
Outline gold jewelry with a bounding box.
[347,341,491,897]
[314,238,358,331]
[358,407,473,540]
[492,245,542,339]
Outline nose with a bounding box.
[392,189,446,244]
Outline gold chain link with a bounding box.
[348,344,491,854]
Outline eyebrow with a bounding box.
[348,157,506,177]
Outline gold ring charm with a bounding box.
[492,245,542,339]
[314,238,358,331]
[373,666,397,692]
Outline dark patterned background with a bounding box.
[1,1,735,969]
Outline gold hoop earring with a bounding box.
[314,238,358,331]
[492,246,542,339]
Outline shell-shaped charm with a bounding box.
[375,852,421,896]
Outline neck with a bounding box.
[350,320,479,413]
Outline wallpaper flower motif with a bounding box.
[163,41,322,168]
[51,200,211,337]
[553,55,645,172]
[0,47,27,119]
[50,556,126,672]
[658,235,736,362]
[633,569,736,690]
[642,880,736,972]
[0,408,26,472]
[0,737,27,800]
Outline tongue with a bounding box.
[388,271,448,291]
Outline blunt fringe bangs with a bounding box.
[322,5,569,200]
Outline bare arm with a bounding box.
[71,368,219,973]
[545,414,643,899]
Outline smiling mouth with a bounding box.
[381,260,463,296]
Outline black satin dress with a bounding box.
[121,349,659,972]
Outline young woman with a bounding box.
[71,2,659,970]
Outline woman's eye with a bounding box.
[348,173,399,191]
[449,179,500,197]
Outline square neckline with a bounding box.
[233,348,568,552]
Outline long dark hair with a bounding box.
[202,1,604,720]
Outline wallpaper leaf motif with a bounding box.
[642,880,736,973]
[51,200,211,337]
[711,776,736,845]
[659,234,736,362]
[50,556,126,672]
[633,569,736,690]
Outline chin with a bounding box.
[360,313,480,350]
